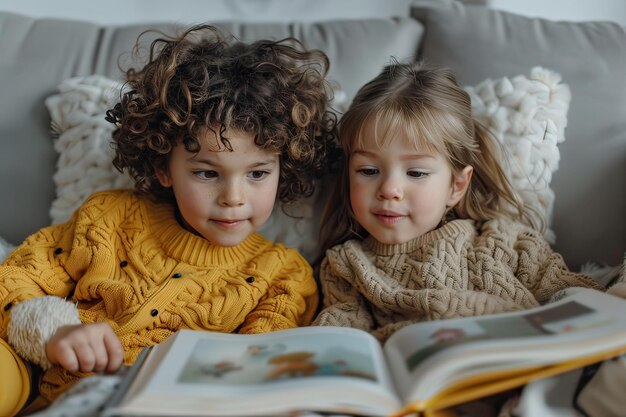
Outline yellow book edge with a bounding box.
[390,345,626,417]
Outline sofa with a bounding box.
[0,0,625,415]
[0,0,626,269]
[1,0,625,319]
[1,0,625,274]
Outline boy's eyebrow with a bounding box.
[189,157,278,167]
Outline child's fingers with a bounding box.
[46,323,113,373]
[102,326,124,373]
[80,323,123,373]
[52,342,81,373]
[90,337,110,372]
[72,339,97,373]
[46,323,124,373]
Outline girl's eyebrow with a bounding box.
[352,149,436,161]
[352,149,377,157]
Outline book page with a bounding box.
[108,326,404,416]
[382,288,626,407]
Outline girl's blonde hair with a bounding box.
[318,61,540,258]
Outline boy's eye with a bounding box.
[357,168,379,176]
[248,170,269,180]
[193,170,218,179]
[408,170,428,178]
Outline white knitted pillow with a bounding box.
[45,76,134,224]
[45,68,569,256]
[466,67,570,242]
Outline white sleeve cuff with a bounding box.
[7,296,81,370]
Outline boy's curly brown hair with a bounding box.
[106,24,338,206]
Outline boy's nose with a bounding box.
[219,181,245,206]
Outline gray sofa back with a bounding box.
[1,0,625,270]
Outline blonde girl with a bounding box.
[313,61,602,342]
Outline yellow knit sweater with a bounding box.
[0,190,318,400]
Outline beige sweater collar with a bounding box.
[363,219,476,256]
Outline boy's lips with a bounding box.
[211,219,245,228]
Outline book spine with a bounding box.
[103,346,153,415]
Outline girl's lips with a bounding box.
[377,210,401,215]
[374,213,407,224]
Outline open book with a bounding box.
[103,288,626,417]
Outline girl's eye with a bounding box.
[193,170,218,179]
[408,170,428,178]
[357,168,379,177]
[248,170,269,180]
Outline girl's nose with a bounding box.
[377,177,403,200]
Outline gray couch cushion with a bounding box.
[412,0,626,269]
[0,12,423,248]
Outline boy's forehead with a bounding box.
[189,127,278,159]
[195,125,251,151]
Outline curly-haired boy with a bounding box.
[0,24,337,415]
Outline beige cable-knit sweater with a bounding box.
[313,219,603,342]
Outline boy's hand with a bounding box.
[46,322,124,374]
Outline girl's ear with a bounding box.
[447,165,473,206]
[155,166,173,188]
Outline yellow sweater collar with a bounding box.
[143,197,271,266]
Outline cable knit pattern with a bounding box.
[0,189,317,401]
[313,219,602,343]
[44,76,133,225]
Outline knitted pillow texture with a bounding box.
[44,67,569,254]
[466,67,570,243]
[45,76,133,224]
